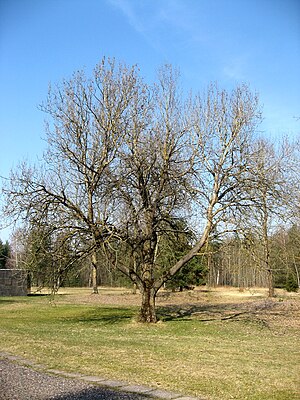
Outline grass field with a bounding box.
[0,286,299,400]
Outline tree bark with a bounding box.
[138,284,157,323]
[267,269,274,297]
[91,251,99,294]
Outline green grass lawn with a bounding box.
[0,287,299,400]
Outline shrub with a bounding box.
[285,274,299,292]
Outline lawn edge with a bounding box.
[0,351,203,400]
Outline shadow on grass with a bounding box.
[0,296,33,305]
[157,301,264,322]
[64,303,258,325]
[64,307,135,325]
[0,298,20,305]
[0,293,60,305]
[157,299,278,329]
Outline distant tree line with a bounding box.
[7,221,300,294]
[1,58,299,321]
[206,225,300,292]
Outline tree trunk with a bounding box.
[267,269,274,297]
[292,255,300,289]
[132,256,137,294]
[91,251,99,294]
[132,282,137,295]
[138,285,157,323]
[262,197,274,298]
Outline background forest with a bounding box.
[2,222,299,293]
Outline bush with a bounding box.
[285,274,299,292]
[165,257,206,291]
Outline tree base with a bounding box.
[138,287,157,323]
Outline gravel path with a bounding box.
[0,359,151,400]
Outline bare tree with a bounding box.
[238,138,292,296]
[2,59,263,322]
[107,81,262,322]
[107,66,195,321]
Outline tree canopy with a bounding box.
[3,58,293,321]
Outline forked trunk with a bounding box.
[138,285,157,323]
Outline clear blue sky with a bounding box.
[0,0,299,240]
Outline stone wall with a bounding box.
[0,269,29,296]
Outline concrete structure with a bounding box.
[0,269,29,296]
